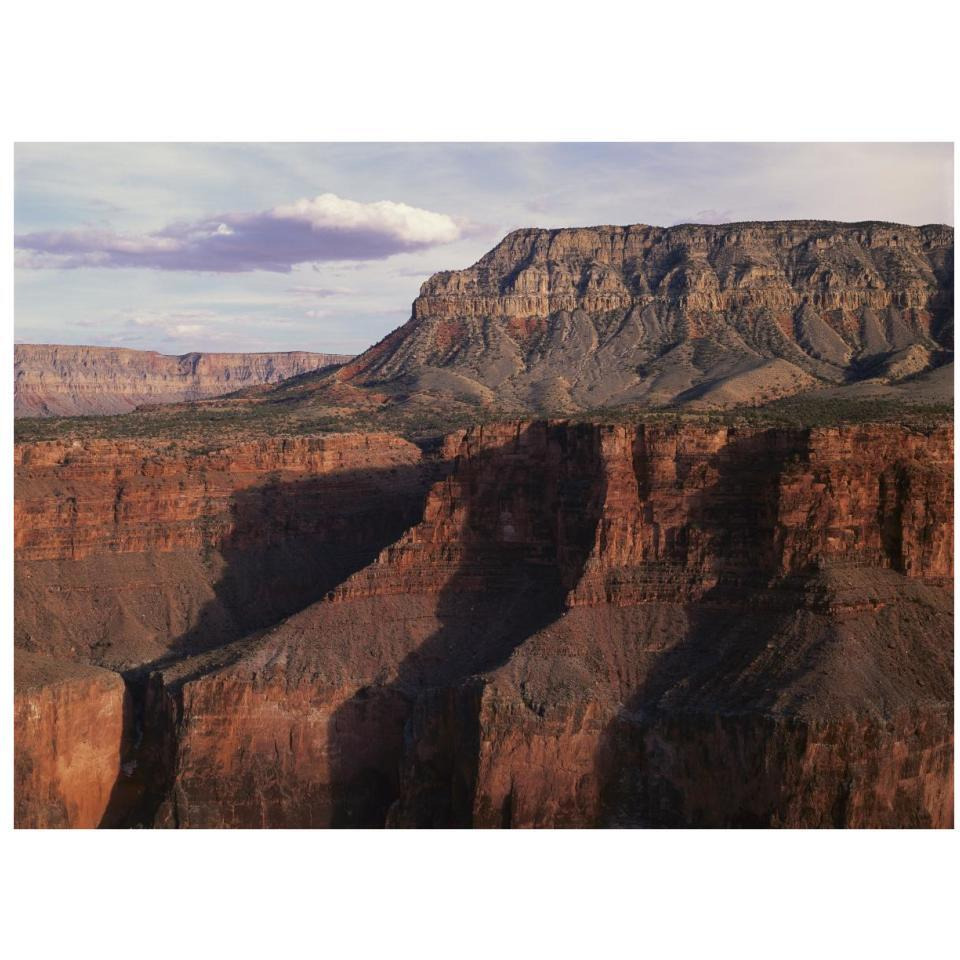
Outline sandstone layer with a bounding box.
[334,221,953,411]
[14,431,444,827]
[14,344,352,417]
[15,653,128,828]
[15,420,946,828]
[15,432,436,670]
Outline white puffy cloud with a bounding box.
[272,193,461,245]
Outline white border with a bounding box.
[2,2,957,958]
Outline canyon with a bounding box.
[14,418,953,828]
[12,220,954,829]
[14,343,352,417]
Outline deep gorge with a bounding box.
[14,420,953,828]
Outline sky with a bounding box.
[14,142,954,356]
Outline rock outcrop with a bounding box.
[14,432,436,669]
[14,344,352,417]
[15,653,128,828]
[26,419,944,828]
[14,430,444,828]
[336,221,953,410]
[15,433,424,562]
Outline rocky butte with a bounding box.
[330,220,953,413]
[13,220,954,828]
[14,344,353,417]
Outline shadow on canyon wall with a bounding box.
[326,422,608,828]
[595,429,811,828]
[592,426,953,828]
[100,459,441,827]
[102,424,829,828]
[103,424,924,828]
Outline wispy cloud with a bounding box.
[15,192,465,273]
[671,208,738,225]
[74,307,347,353]
[287,284,354,298]
[392,267,434,279]
[112,309,232,342]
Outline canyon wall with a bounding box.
[15,433,425,562]
[14,344,352,417]
[14,431,442,827]
[14,420,954,827]
[15,654,128,828]
[13,222,953,829]
[14,432,435,671]
[25,419,943,828]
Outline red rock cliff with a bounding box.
[117,420,953,828]
[15,430,443,826]
[15,654,128,828]
[15,432,423,562]
[15,432,435,671]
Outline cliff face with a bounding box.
[14,419,954,827]
[339,221,953,410]
[15,433,424,562]
[14,433,435,670]
[15,654,128,828]
[49,419,945,829]
[14,344,353,417]
[13,221,954,830]
[14,431,443,827]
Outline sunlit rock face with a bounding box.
[338,221,953,411]
[15,344,352,417]
[15,654,128,828]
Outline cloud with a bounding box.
[670,208,738,225]
[92,308,302,350]
[392,267,433,279]
[287,284,353,298]
[121,309,227,341]
[15,192,465,273]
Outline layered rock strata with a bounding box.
[56,419,950,829]
[14,344,352,417]
[15,653,128,828]
[14,431,444,827]
[15,432,435,671]
[338,222,953,410]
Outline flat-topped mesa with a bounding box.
[341,221,954,411]
[416,221,953,320]
[15,344,354,417]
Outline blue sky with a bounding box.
[14,142,954,355]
